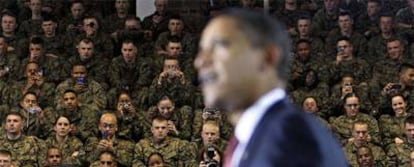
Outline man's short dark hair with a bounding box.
[42,14,56,23]
[399,63,414,74]
[296,39,311,47]
[220,9,292,81]
[405,115,414,126]
[0,149,11,157]
[30,37,44,46]
[63,89,77,97]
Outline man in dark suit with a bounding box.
[194,9,349,167]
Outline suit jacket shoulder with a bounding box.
[241,98,348,167]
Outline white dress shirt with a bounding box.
[232,87,286,167]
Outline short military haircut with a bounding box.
[63,89,77,97]
[356,146,373,157]
[352,121,368,130]
[5,111,24,122]
[385,37,403,45]
[1,11,16,20]
[30,37,44,46]
[405,116,414,126]
[169,14,182,22]
[336,36,352,46]
[219,9,292,80]
[338,11,352,18]
[0,149,11,157]
[295,39,311,46]
[77,37,94,45]
[152,115,168,123]
[399,63,414,74]
[121,39,137,47]
[42,13,56,23]
[23,91,37,99]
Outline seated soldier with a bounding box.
[0,149,18,167]
[302,96,331,127]
[55,89,98,143]
[387,116,414,166]
[113,91,149,142]
[147,96,193,140]
[44,147,63,167]
[44,116,85,166]
[10,91,55,139]
[0,112,41,166]
[343,121,386,167]
[132,116,196,167]
[108,40,154,108]
[330,93,380,146]
[192,107,233,141]
[10,61,55,108]
[55,63,107,111]
[192,120,227,154]
[0,35,20,83]
[89,151,118,167]
[85,112,134,166]
[146,152,165,167]
[197,145,223,167]
[379,94,412,147]
[149,57,194,108]
[356,146,383,167]
[378,63,414,113]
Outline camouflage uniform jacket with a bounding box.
[57,106,99,143]
[331,113,380,146]
[55,78,107,111]
[148,105,193,140]
[133,137,197,167]
[325,29,368,58]
[343,142,387,167]
[0,51,20,83]
[44,135,85,166]
[379,114,410,147]
[10,105,56,139]
[0,135,41,167]
[85,136,134,166]
[387,140,414,167]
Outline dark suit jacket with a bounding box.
[238,98,349,167]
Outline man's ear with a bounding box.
[263,45,281,69]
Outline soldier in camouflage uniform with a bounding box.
[395,1,414,42]
[367,14,406,66]
[153,37,197,85]
[59,1,85,36]
[10,62,55,108]
[379,94,411,147]
[20,37,63,84]
[0,35,20,83]
[89,151,118,167]
[378,63,414,114]
[289,39,328,87]
[326,37,371,86]
[290,16,326,56]
[356,146,385,167]
[370,38,411,108]
[132,116,197,167]
[343,121,387,167]
[354,0,382,37]
[192,108,233,140]
[311,0,340,38]
[62,38,109,90]
[18,0,43,38]
[325,12,367,59]
[330,93,381,146]
[56,90,98,143]
[1,11,24,55]
[302,96,331,127]
[0,112,41,167]
[108,40,154,108]
[73,15,114,60]
[141,0,174,40]
[148,57,195,108]
[44,116,85,166]
[10,92,56,139]
[55,64,107,111]
[103,0,134,35]
[147,96,193,140]
[290,69,330,111]
[44,147,63,167]
[85,112,134,166]
[386,115,414,167]
[40,15,67,58]
[114,91,150,142]
[155,15,197,58]
[192,120,228,154]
